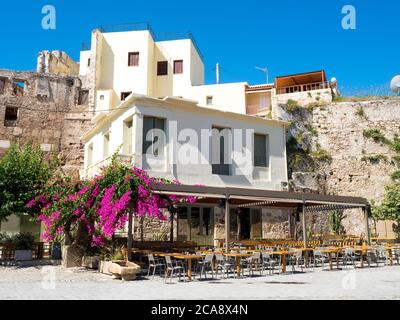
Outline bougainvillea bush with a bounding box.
[27,160,195,250]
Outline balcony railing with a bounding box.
[83,154,134,178]
[276,81,331,95]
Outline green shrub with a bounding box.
[363,129,389,145]
[311,148,332,162]
[361,154,388,164]
[286,99,301,113]
[355,106,368,120]
[391,170,400,182]
[12,233,35,250]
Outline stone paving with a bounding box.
[0,265,399,300]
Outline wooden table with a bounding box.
[270,251,297,273]
[320,248,342,270]
[173,254,203,281]
[223,253,252,277]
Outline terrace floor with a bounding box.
[0,265,399,300]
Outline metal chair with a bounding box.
[376,246,389,266]
[147,254,165,278]
[244,252,262,277]
[393,249,400,265]
[342,248,356,269]
[164,255,186,283]
[313,250,327,268]
[198,254,215,279]
[215,254,234,279]
[261,252,278,275]
[366,248,380,267]
[289,249,304,273]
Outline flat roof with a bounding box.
[153,183,368,210]
[275,70,327,89]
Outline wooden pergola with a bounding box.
[126,184,369,259]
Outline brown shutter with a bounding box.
[174,60,183,74]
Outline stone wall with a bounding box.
[37,51,79,76]
[287,98,400,236]
[0,69,93,179]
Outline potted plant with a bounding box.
[98,246,126,275]
[51,242,62,260]
[13,233,35,261]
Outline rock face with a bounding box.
[286,99,400,237]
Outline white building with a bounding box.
[81,94,289,191]
[79,25,336,121]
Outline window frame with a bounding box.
[173,60,183,74]
[253,133,268,168]
[4,106,18,127]
[142,116,166,157]
[121,92,132,101]
[78,90,89,105]
[128,52,139,67]
[157,61,168,76]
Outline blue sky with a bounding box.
[1,0,399,95]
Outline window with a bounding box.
[87,58,91,67]
[123,120,133,154]
[103,132,110,158]
[211,126,231,175]
[173,60,183,74]
[142,116,166,156]
[254,133,268,167]
[157,61,168,76]
[177,206,214,242]
[121,92,132,101]
[0,78,5,95]
[78,90,89,105]
[4,107,18,127]
[206,96,213,105]
[87,143,93,167]
[128,52,139,66]
[99,95,105,100]
[12,80,26,96]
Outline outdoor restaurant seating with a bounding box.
[164,255,186,283]
[130,239,400,283]
[198,254,214,279]
[215,254,235,279]
[147,254,165,278]
[288,249,304,273]
[342,247,357,268]
[312,250,328,268]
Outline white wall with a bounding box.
[190,82,248,114]
[83,101,288,190]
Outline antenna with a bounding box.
[255,66,269,83]
[216,63,220,84]
[390,75,400,96]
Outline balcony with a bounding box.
[276,81,331,95]
[82,154,134,179]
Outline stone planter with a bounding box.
[109,260,141,281]
[15,250,32,261]
[98,260,113,275]
[82,255,100,269]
